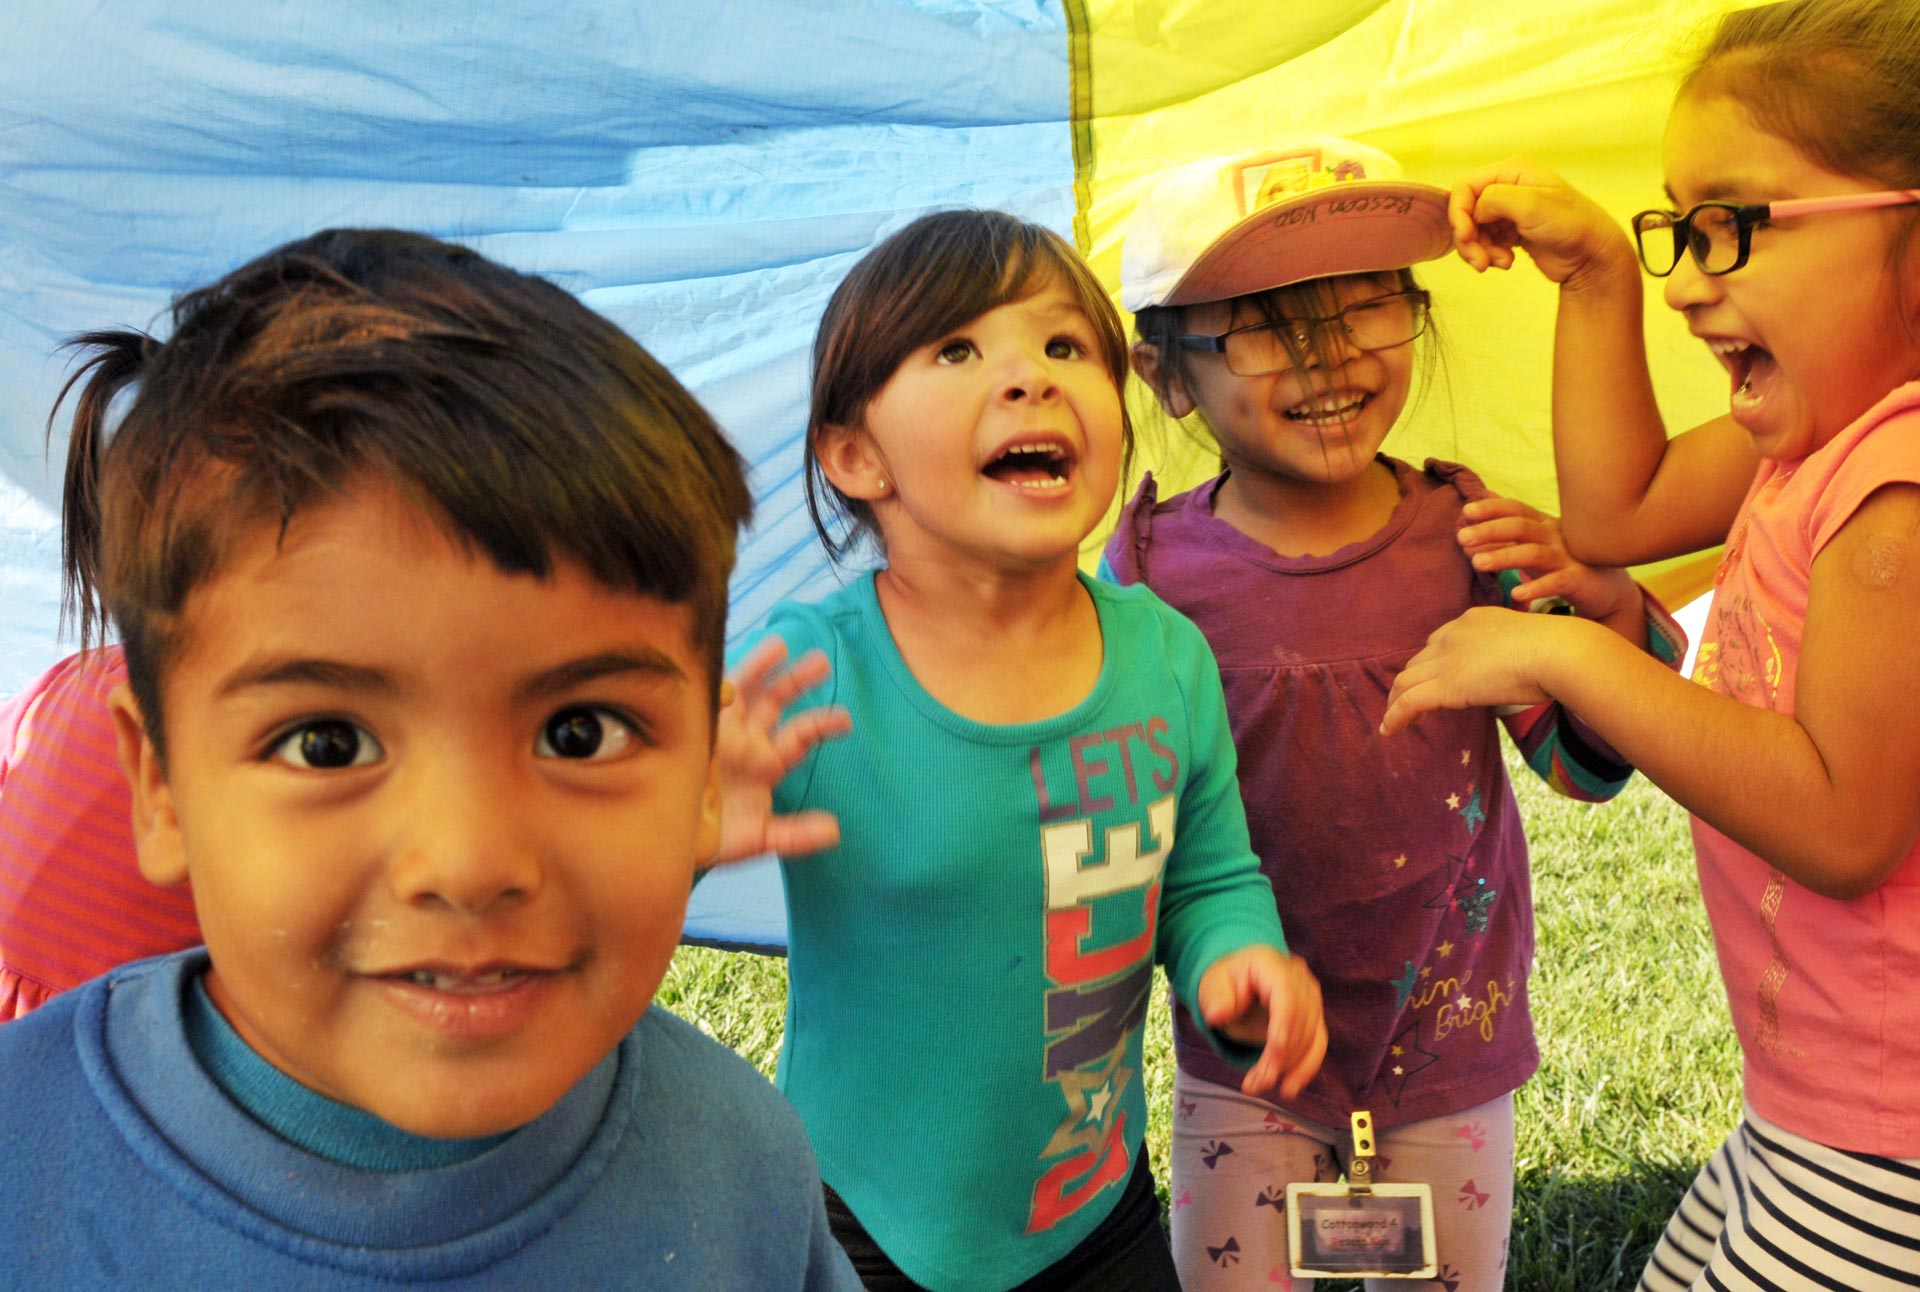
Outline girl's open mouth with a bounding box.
[982,441,1074,492]
[1710,338,1777,416]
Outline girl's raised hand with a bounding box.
[708,637,853,867]
[1457,494,1644,636]
[1449,156,1636,286]
[1197,946,1328,1101]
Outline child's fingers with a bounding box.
[1468,541,1557,574]
[1457,518,1549,553]
[726,636,791,697]
[1447,162,1540,272]
[754,647,834,711]
[768,705,853,768]
[1197,957,1249,1028]
[1235,960,1327,1099]
[1447,177,1496,272]
[1380,663,1440,736]
[1459,495,1546,526]
[762,809,842,858]
[1276,1008,1329,1102]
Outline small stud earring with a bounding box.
[876,476,889,493]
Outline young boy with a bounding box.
[0,228,860,1290]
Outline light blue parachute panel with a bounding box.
[0,2,1076,951]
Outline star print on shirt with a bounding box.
[1376,1021,1441,1106]
[1037,1038,1133,1158]
[1391,960,1419,1008]
[1459,787,1486,834]
[1458,878,1497,934]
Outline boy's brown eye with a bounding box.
[536,705,636,761]
[543,709,604,758]
[301,723,361,768]
[271,719,379,770]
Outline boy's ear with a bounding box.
[1131,342,1195,419]
[815,424,891,502]
[107,684,190,887]
[693,745,723,868]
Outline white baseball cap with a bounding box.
[1120,139,1453,312]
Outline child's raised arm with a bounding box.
[708,638,852,866]
[1451,157,1756,566]
[1384,480,1920,899]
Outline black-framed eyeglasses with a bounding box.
[1176,289,1430,376]
[1632,188,1920,277]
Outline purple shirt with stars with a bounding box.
[1103,458,1631,1129]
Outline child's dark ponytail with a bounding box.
[50,329,155,651]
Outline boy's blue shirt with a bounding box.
[742,570,1287,1292]
[0,950,860,1290]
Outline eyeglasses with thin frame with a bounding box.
[1176,289,1431,377]
[1632,189,1920,277]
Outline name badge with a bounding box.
[1285,1109,1437,1280]
[1286,1183,1437,1278]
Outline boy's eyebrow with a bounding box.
[513,650,688,704]
[212,650,687,703]
[216,657,398,699]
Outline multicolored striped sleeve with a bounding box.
[1498,583,1689,802]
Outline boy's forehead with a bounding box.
[167,483,711,696]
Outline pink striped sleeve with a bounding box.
[0,648,200,1020]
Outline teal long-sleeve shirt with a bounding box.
[749,571,1287,1292]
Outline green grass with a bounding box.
[656,745,1740,1289]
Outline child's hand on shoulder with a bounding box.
[710,638,853,867]
[1449,156,1637,289]
[1458,495,1644,639]
[1197,946,1327,1101]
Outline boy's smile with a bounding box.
[111,480,721,1139]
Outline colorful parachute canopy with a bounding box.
[0,1,1749,950]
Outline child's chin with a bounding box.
[368,1085,551,1140]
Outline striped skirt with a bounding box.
[1639,1108,1920,1291]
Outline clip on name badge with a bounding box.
[1287,1111,1437,1280]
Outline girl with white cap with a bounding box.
[1104,139,1686,1290]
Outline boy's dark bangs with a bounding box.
[124,323,737,615]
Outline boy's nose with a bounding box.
[385,766,542,913]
